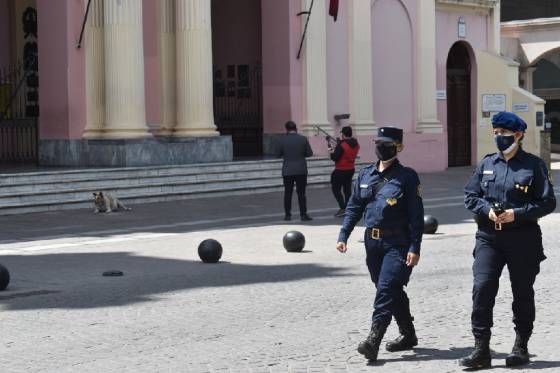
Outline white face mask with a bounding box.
[502,141,518,155]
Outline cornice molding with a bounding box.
[436,0,498,9]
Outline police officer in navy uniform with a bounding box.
[460,112,556,369]
[336,127,424,362]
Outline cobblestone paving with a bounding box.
[0,168,559,372]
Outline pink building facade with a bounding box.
[3,0,543,171]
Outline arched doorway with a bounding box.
[447,42,472,167]
[533,50,560,151]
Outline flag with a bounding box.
[329,0,339,22]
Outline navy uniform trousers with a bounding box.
[472,225,544,339]
[364,232,413,327]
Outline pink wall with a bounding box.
[326,0,349,128]
[143,0,160,126]
[288,0,303,129]
[0,0,13,68]
[372,0,415,133]
[436,10,488,165]
[38,0,87,140]
[262,0,293,133]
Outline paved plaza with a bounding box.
[0,166,559,372]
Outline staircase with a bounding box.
[0,157,370,215]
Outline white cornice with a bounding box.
[436,0,498,9]
[501,17,560,31]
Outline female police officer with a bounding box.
[336,127,424,362]
[460,112,556,368]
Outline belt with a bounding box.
[366,226,408,240]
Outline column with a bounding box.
[490,1,501,55]
[416,0,442,133]
[157,0,176,136]
[173,0,218,137]
[300,0,330,136]
[348,0,375,135]
[83,0,105,138]
[103,0,150,138]
[521,67,537,93]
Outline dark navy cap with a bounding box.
[376,127,403,143]
[492,112,527,132]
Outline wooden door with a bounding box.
[447,71,471,167]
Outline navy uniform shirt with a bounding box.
[338,160,424,254]
[464,148,556,221]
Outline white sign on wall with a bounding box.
[458,17,466,38]
[482,94,506,112]
[436,90,447,100]
[512,103,530,112]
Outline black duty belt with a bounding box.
[366,227,408,240]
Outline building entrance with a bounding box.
[211,0,263,157]
[447,42,472,167]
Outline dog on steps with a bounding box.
[93,192,132,214]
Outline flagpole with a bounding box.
[296,0,315,60]
[77,0,93,49]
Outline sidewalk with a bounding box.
[0,166,558,372]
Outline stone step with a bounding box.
[0,164,339,195]
[0,158,371,215]
[0,157,341,185]
[0,174,335,215]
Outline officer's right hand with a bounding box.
[336,242,347,253]
[488,209,498,222]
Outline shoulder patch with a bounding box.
[417,185,423,198]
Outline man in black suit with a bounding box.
[276,121,314,221]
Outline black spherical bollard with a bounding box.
[0,263,10,291]
[283,231,305,252]
[198,239,223,263]
[424,215,439,234]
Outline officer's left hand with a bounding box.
[496,209,515,224]
[406,253,420,267]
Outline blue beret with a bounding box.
[376,126,403,143]
[491,112,527,132]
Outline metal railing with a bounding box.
[213,64,263,157]
[0,55,39,163]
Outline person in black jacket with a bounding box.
[275,121,314,221]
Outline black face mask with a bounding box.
[495,134,516,153]
[375,143,397,161]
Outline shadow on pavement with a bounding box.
[0,251,355,311]
[519,360,560,370]
[382,347,560,370]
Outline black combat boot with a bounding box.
[459,336,492,369]
[385,318,418,352]
[300,214,313,221]
[357,323,387,361]
[505,332,530,367]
